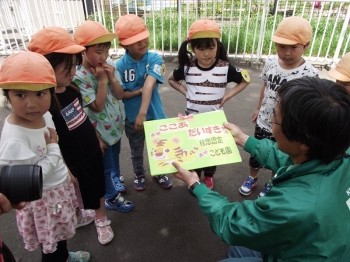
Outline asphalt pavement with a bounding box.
[0,57,331,262]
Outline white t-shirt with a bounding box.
[0,112,68,190]
[257,56,319,131]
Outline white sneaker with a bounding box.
[76,209,95,229]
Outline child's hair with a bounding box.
[271,16,312,45]
[44,52,83,77]
[278,77,350,164]
[85,42,111,51]
[177,19,228,76]
[74,20,117,47]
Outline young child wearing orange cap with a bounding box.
[115,14,172,191]
[0,51,90,262]
[167,19,250,190]
[328,52,350,94]
[73,21,134,212]
[28,26,115,245]
[239,16,319,197]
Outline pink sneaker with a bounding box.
[76,209,95,229]
[95,216,114,245]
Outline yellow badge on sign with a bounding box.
[241,69,250,82]
[161,64,166,76]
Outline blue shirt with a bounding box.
[116,50,166,122]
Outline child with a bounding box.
[115,14,172,191]
[239,16,318,196]
[0,51,90,262]
[328,52,350,93]
[73,21,134,212]
[28,26,114,245]
[168,19,250,189]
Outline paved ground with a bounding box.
[0,57,331,262]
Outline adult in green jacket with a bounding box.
[173,77,350,261]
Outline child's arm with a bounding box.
[134,75,156,131]
[252,82,267,124]
[220,79,250,108]
[102,62,124,100]
[168,72,187,96]
[123,88,144,99]
[87,66,109,112]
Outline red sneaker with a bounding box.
[203,176,214,189]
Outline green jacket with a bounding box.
[193,137,350,261]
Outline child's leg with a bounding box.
[110,140,126,192]
[41,240,69,262]
[125,119,146,190]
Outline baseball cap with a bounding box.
[115,14,150,45]
[188,19,221,40]
[328,52,350,82]
[74,20,117,46]
[28,27,85,55]
[271,16,312,45]
[0,51,56,91]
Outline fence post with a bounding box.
[178,0,182,51]
[256,0,270,60]
[332,4,350,65]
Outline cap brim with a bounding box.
[271,35,298,45]
[328,68,350,82]
[86,33,117,46]
[52,44,85,55]
[0,83,55,91]
[119,30,150,45]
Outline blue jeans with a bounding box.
[102,140,121,199]
[218,246,263,262]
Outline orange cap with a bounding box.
[115,14,150,45]
[74,20,117,46]
[328,52,350,82]
[271,16,312,45]
[188,19,221,40]
[28,27,85,55]
[0,51,56,91]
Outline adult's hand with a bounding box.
[0,193,25,215]
[172,162,199,187]
[223,122,249,147]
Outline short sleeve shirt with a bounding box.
[117,50,166,122]
[258,56,319,131]
[73,58,124,146]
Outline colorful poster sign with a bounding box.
[144,111,242,176]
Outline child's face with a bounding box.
[192,39,218,68]
[8,89,52,124]
[336,80,350,94]
[55,55,78,88]
[276,43,308,67]
[84,45,110,68]
[126,37,149,61]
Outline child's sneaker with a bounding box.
[75,209,95,229]
[95,216,114,245]
[203,176,214,189]
[68,251,90,262]
[104,193,134,212]
[239,176,258,196]
[258,181,273,198]
[133,173,146,191]
[113,177,127,192]
[152,175,172,189]
[119,174,125,184]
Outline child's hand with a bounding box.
[90,65,108,82]
[219,94,230,108]
[101,62,115,80]
[252,109,259,124]
[134,114,146,131]
[44,127,59,144]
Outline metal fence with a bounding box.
[1,0,350,68]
